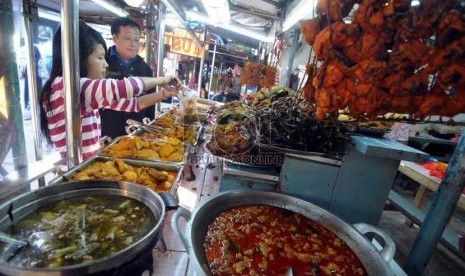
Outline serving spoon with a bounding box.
[0,231,28,247]
[0,231,29,262]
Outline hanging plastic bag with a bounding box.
[177,87,198,124]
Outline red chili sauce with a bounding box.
[204,205,367,276]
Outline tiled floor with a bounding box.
[151,151,221,276]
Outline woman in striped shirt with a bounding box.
[39,22,181,160]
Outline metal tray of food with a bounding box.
[100,135,189,165]
[48,156,184,195]
[131,123,203,149]
[142,118,203,148]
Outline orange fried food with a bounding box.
[438,89,465,117]
[352,58,388,82]
[314,22,359,59]
[303,63,317,102]
[437,10,465,33]
[303,0,465,119]
[316,0,356,22]
[379,73,404,94]
[401,72,429,93]
[389,95,416,114]
[358,32,384,61]
[428,36,465,72]
[435,63,465,90]
[300,18,321,45]
[313,60,348,88]
[333,77,354,107]
[397,40,431,66]
[416,92,448,117]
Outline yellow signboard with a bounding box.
[164,28,207,58]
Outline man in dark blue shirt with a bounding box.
[100,17,155,138]
[212,83,239,103]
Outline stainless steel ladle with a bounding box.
[0,231,28,247]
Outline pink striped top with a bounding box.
[45,77,145,160]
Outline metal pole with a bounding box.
[217,61,223,93]
[61,0,81,167]
[23,1,45,186]
[208,43,217,93]
[155,2,166,112]
[197,45,205,97]
[405,130,465,275]
[284,28,299,87]
[145,30,152,70]
[2,0,27,171]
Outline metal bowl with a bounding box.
[0,180,166,276]
[172,190,395,275]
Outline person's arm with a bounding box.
[137,89,177,110]
[80,76,180,112]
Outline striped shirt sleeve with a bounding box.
[79,77,145,113]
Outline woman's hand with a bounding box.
[161,88,179,99]
[160,76,182,91]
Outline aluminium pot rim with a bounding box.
[178,190,393,276]
[0,180,165,276]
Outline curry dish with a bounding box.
[204,205,367,276]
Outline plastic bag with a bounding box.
[177,88,198,124]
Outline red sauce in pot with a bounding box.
[204,205,367,276]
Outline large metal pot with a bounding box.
[0,180,172,276]
[172,190,396,275]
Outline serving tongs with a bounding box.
[126,119,167,134]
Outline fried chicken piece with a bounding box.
[313,60,348,88]
[300,18,321,45]
[316,0,356,22]
[437,89,465,117]
[314,22,359,60]
[397,40,431,66]
[401,72,429,93]
[435,63,465,90]
[428,36,465,72]
[352,58,388,82]
[416,92,448,118]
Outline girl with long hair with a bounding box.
[40,21,180,160]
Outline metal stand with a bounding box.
[405,130,465,275]
[280,136,428,224]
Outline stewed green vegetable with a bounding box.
[0,195,155,268]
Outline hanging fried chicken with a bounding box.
[301,0,465,119]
